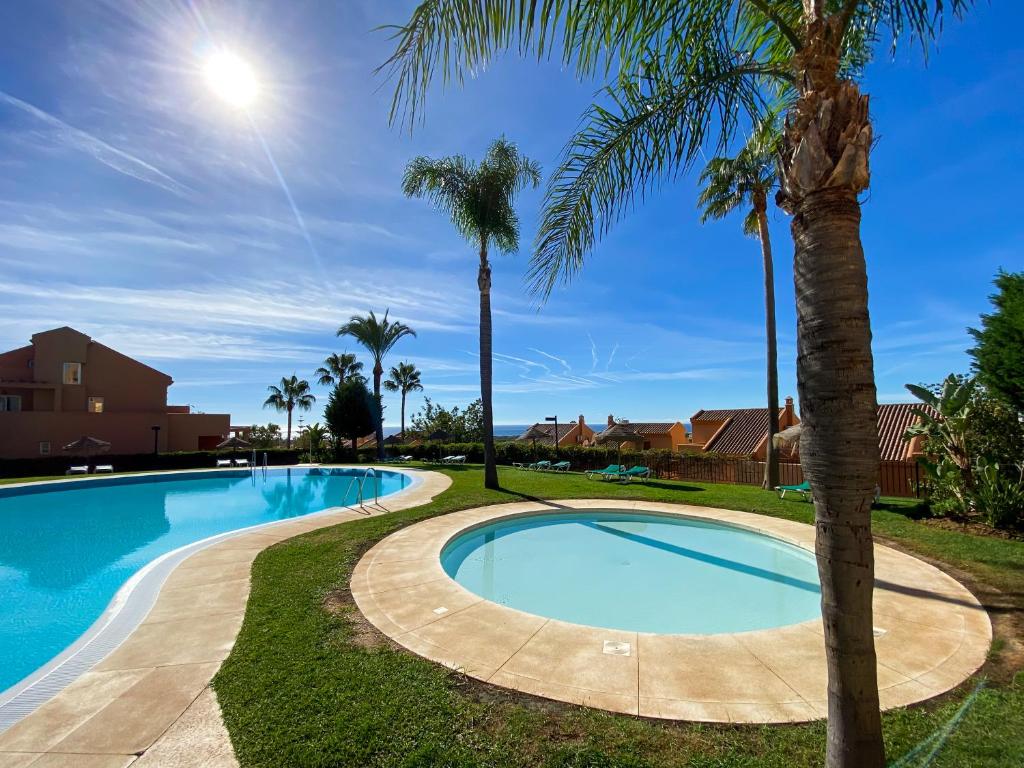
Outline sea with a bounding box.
[382,425,529,438]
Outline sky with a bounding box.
[0,1,1020,431]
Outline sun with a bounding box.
[203,50,259,108]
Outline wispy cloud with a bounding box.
[528,346,571,373]
[0,91,193,198]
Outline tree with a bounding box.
[698,117,782,489]
[324,379,379,456]
[315,352,366,387]
[403,138,540,490]
[249,423,281,448]
[383,361,424,438]
[409,397,484,442]
[263,375,315,448]
[969,270,1024,413]
[337,310,416,459]
[381,3,974,764]
[296,422,329,460]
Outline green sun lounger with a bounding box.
[586,464,623,480]
[529,460,552,471]
[618,466,651,483]
[551,461,570,472]
[776,480,811,500]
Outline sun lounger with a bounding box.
[441,455,466,464]
[216,459,233,468]
[618,465,651,483]
[776,480,811,500]
[233,458,250,467]
[66,465,89,475]
[94,464,114,473]
[531,460,552,471]
[586,464,623,480]
[551,461,571,472]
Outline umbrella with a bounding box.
[595,422,643,465]
[217,435,252,463]
[772,424,802,458]
[62,436,111,455]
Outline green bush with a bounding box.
[973,460,1024,529]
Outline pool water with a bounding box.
[0,467,410,693]
[442,511,822,634]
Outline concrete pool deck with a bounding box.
[0,466,452,768]
[352,499,992,723]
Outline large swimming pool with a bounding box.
[0,467,410,694]
[442,510,822,634]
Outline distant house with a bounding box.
[0,327,230,459]
[594,415,689,451]
[689,397,801,459]
[688,397,931,461]
[517,415,596,448]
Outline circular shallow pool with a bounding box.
[441,510,822,634]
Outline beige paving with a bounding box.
[353,499,992,724]
[0,466,451,766]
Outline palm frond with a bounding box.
[527,55,783,297]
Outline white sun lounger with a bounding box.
[94,464,114,473]
[216,459,233,468]
[66,465,89,475]
[233,458,249,467]
[442,455,466,464]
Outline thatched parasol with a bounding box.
[772,423,802,458]
[217,435,252,463]
[62,436,111,456]
[596,422,643,464]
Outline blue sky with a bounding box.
[0,1,1020,430]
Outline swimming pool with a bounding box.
[0,467,410,694]
[442,510,822,634]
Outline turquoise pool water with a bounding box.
[442,511,822,634]
[0,467,410,694]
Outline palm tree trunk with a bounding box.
[478,241,499,489]
[286,405,293,448]
[779,32,884,764]
[400,392,406,439]
[756,201,780,490]
[373,364,384,460]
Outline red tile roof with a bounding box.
[877,403,934,461]
[696,404,934,460]
[594,422,681,439]
[702,409,772,456]
[517,422,592,446]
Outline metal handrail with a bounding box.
[360,467,378,506]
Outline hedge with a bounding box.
[0,448,304,479]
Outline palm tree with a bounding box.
[383,361,424,439]
[698,118,781,491]
[263,375,315,448]
[381,3,974,765]
[337,310,416,459]
[402,138,541,489]
[315,352,365,387]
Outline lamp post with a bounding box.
[151,425,161,455]
[545,415,559,459]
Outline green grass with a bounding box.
[203,465,1020,766]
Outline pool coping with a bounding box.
[352,499,992,724]
[0,465,451,766]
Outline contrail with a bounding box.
[0,91,192,198]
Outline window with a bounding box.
[39,441,50,455]
[88,397,104,413]
[0,395,21,412]
[62,362,82,385]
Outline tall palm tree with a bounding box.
[698,118,781,490]
[263,375,315,448]
[402,138,541,489]
[383,361,424,439]
[381,3,974,765]
[315,352,365,387]
[337,310,416,459]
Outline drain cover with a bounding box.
[603,640,631,656]
[433,606,449,615]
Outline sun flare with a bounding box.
[203,50,259,108]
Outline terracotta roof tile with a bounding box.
[703,409,771,456]
[877,403,933,461]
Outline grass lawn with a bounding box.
[211,464,1023,767]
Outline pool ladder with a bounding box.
[345,467,379,508]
